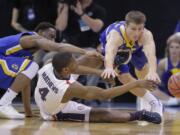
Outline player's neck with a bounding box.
[53,69,70,80]
[170,55,179,64]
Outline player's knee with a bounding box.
[21,61,39,79]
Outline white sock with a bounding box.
[142,91,158,103]
[142,91,163,116]
[0,88,18,105]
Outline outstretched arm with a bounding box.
[143,30,161,82]
[62,80,157,102]
[101,30,122,78]
[20,35,87,54]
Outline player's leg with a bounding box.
[0,57,39,119]
[90,108,161,124]
[52,101,161,124]
[117,65,162,116]
[134,64,163,116]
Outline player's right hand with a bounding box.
[136,80,157,91]
[101,68,118,79]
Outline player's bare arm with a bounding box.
[101,30,123,78]
[20,35,87,54]
[142,29,161,82]
[62,80,157,102]
[157,58,166,78]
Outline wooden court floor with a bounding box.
[0,105,180,135]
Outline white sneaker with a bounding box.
[149,100,163,117]
[137,98,163,117]
[0,104,25,119]
[136,97,151,111]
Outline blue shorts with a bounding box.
[0,55,32,90]
[114,47,148,74]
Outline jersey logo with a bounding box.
[11,64,19,71]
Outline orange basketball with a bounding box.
[168,73,180,98]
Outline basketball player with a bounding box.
[99,10,163,117]
[35,52,161,124]
[0,22,101,119]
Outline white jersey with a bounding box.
[34,63,75,117]
[35,63,91,122]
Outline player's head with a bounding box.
[52,52,77,75]
[35,22,56,41]
[125,10,146,42]
[166,33,180,58]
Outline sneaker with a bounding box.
[0,104,25,119]
[150,100,163,117]
[138,110,162,124]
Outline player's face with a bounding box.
[125,22,144,42]
[169,42,180,57]
[41,28,56,41]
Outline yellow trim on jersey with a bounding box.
[5,45,23,55]
[120,25,135,50]
[0,59,31,77]
[171,68,180,74]
[18,59,31,73]
[0,60,17,77]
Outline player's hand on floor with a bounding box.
[25,111,39,117]
[136,79,157,91]
[101,68,118,79]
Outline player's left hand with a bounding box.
[145,72,161,84]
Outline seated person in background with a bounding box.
[153,33,180,106]
[35,52,162,124]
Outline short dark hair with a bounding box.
[52,52,73,72]
[34,22,56,32]
[125,10,146,25]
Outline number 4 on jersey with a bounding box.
[39,88,49,101]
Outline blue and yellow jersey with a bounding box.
[0,32,35,89]
[0,32,35,58]
[100,21,142,55]
[99,21,147,72]
[162,58,180,85]
[159,58,180,96]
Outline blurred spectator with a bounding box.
[11,0,37,32]
[11,0,58,33]
[153,33,180,106]
[56,0,106,48]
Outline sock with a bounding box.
[142,91,158,104]
[142,91,163,116]
[0,88,18,105]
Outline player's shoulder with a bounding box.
[142,28,153,38]
[38,63,53,74]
